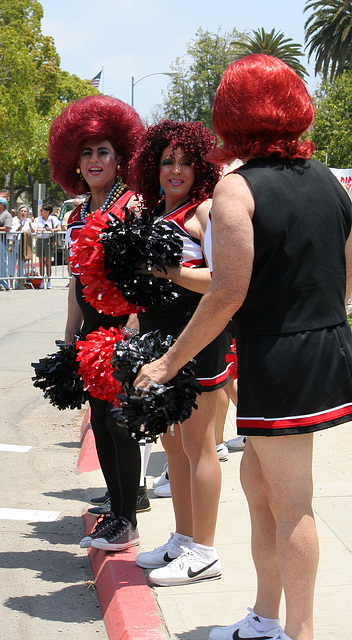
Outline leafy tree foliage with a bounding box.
[309,70,352,167]
[0,0,98,207]
[304,0,352,81]
[232,27,308,79]
[160,28,243,129]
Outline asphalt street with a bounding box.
[0,284,107,640]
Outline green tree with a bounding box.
[160,28,243,129]
[0,0,98,207]
[233,27,308,79]
[304,0,352,81]
[309,70,352,167]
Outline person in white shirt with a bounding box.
[8,205,35,285]
[32,204,60,289]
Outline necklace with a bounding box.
[80,179,127,222]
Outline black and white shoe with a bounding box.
[148,545,221,586]
[80,513,117,548]
[90,490,109,505]
[208,609,281,639]
[91,517,140,551]
[88,498,111,517]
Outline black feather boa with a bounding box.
[110,330,201,441]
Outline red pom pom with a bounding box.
[76,326,125,404]
[226,339,237,380]
[71,207,139,316]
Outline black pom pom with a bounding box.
[101,210,183,307]
[31,331,88,410]
[110,330,201,441]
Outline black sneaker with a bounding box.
[90,490,109,505]
[91,517,140,551]
[136,485,151,513]
[88,498,111,517]
[80,513,117,548]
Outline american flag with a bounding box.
[91,70,102,88]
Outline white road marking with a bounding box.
[0,444,32,452]
[0,509,61,522]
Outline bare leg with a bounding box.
[215,385,229,446]
[45,256,51,278]
[181,389,221,546]
[161,425,193,537]
[250,434,318,640]
[240,438,282,618]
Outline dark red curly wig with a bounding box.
[48,95,145,195]
[130,120,221,213]
[211,54,315,164]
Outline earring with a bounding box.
[159,184,164,198]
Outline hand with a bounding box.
[136,265,168,279]
[133,356,176,394]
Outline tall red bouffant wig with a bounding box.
[48,95,145,195]
[211,54,315,164]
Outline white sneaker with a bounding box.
[40,280,44,289]
[152,462,169,488]
[149,545,221,586]
[227,435,247,451]
[209,610,281,639]
[154,481,171,497]
[136,532,185,568]
[47,281,52,289]
[216,441,229,461]
[271,634,317,640]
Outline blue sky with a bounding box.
[40,0,317,121]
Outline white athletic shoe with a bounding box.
[152,462,169,488]
[209,610,281,640]
[271,634,317,640]
[227,435,247,451]
[148,546,221,586]
[216,441,229,461]
[136,532,187,568]
[154,481,171,497]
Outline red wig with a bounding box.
[130,120,221,212]
[48,95,145,195]
[211,54,315,164]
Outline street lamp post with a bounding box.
[131,72,178,107]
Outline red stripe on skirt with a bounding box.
[237,402,352,431]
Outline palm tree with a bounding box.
[304,1,352,81]
[232,28,308,79]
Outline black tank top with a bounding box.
[234,157,351,334]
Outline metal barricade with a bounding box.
[0,230,69,289]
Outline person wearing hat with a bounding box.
[0,196,12,290]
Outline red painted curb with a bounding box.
[84,513,168,640]
[78,408,100,473]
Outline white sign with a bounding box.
[329,167,352,191]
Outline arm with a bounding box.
[65,277,83,345]
[147,264,211,295]
[134,173,255,387]
[345,225,352,305]
[143,200,212,294]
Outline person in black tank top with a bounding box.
[133,58,352,639]
[131,120,232,586]
[48,95,147,553]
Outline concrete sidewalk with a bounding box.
[3,282,350,639]
[83,403,352,640]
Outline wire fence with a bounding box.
[0,231,70,289]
